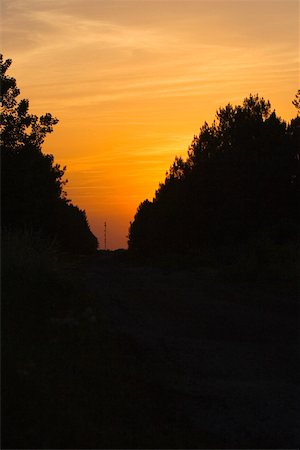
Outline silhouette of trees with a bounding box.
[1,58,58,151]
[129,94,299,254]
[292,89,300,115]
[1,55,98,253]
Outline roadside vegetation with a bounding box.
[1,54,98,254]
[129,93,299,287]
[1,55,99,447]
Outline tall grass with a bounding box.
[129,231,299,293]
[2,228,87,318]
[216,233,299,286]
[2,229,98,449]
[3,228,59,282]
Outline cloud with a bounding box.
[2,0,171,58]
[3,0,298,110]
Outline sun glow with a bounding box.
[2,0,298,248]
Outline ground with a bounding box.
[3,251,299,448]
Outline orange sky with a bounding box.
[2,0,299,249]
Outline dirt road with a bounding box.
[82,254,299,448]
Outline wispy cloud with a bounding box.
[3,0,171,57]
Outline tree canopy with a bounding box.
[129,94,299,255]
[1,55,98,254]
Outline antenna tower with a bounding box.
[104,221,107,250]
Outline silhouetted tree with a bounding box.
[1,55,98,253]
[292,89,300,115]
[1,57,59,152]
[129,94,299,254]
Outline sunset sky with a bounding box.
[2,0,299,249]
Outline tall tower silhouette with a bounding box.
[104,221,107,250]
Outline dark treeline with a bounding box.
[129,94,299,260]
[1,55,98,254]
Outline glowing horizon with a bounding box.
[2,0,298,249]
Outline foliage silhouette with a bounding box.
[129,94,299,256]
[292,89,300,114]
[1,55,98,253]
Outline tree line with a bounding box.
[1,55,98,254]
[3,54,298,257]
[128,94,299,256]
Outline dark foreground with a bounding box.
[3,251,299,448]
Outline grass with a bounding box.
[130,232,299,290]
[2,229,100,448]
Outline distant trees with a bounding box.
[292,89,300,114]
[1,55,98,253]
[128,94,299,255]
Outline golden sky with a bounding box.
[2,0,299,249]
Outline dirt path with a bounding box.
[4,252,298,449]
[82,255,299,448]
